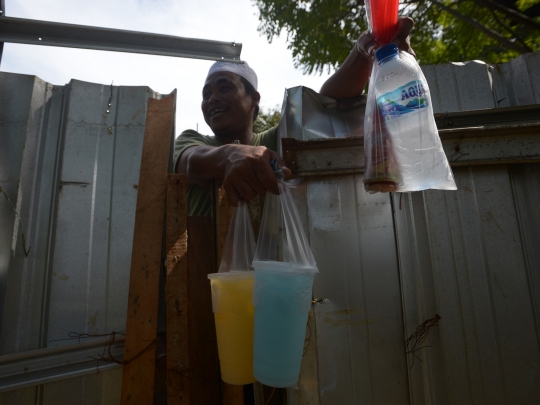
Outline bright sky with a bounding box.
[1,0,333,136]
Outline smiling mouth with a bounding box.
[210,108,227,117]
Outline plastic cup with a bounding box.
[252,261,316,388]
[208,271,256,385]
[370,0,400,45]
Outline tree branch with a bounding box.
[432,0,532,53]
[437,17,468,63]
[488,7,529,48]
[480,0,540,32]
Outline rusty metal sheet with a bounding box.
[282,122,540,178]
[434,104,540,130]
[282,137,365,178]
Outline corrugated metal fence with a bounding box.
[289,51,540,405]
[397,52,540,404]
[1,51,539,405]
[0,72,172,403]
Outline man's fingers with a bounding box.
[254,153,280,195]
[391,17,415,57]
[395,17,414,38]
[273,156,291,178]
[235,181,258,202]
[225,185,239,207]
[224,181,257,206]
[356,29,378,58]
[223,146,291,201]
[281,166,292,178]
[247,171,269,196]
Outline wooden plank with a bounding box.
[214,183,233,268]
[121,95,175,405]
[254,383,285,405]
[213,188,264,256]
[186,216,221,404]
[166,174,189,405]
[221,381,244,405]
[248,195,264,240]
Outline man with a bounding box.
[174,61,286,216]
[174,18,414,214]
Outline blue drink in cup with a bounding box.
[252,260,316,387]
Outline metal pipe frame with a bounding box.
[0,0,5,64]
[0,336,125,393]
[0,16,242,63]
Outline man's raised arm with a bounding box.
[320,17,415,100]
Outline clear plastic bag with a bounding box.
[254,181,317,270]
[208,199,257,385]
[364,45,457,193]
[218,199,256,273]
[251,180,317,388]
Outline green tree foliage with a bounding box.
[253,105,281,133]
[254,0,540,71]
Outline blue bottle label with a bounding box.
[377,80,429,121]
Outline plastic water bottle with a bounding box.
[371,43,450,191]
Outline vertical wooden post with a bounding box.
[165,177,221,404]
[247,194,265,240]
[166,174,189,404]
[121,95,175,405]
[214,183,233,271]
[164,182,281,404]
[186,215,221,404]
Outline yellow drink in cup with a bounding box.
[208,271,256,385]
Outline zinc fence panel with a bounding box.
[0,72,173,403]
[307,176,409,405]
[396,54,540,405]
[0,74,62,354]
[395,164,540,404]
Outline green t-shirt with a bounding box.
[173,126,278,216]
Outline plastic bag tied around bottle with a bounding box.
[363,46,457,193]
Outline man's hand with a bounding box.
[221,145,291,206]
[319,17,415,100]
[179,144,291,207]
[356,17,416,58]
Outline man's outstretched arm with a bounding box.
[176,144,291,207]
[320,17,415,100]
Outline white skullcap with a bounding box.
[207,61,258,91]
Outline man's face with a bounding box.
[201,72,258,136]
